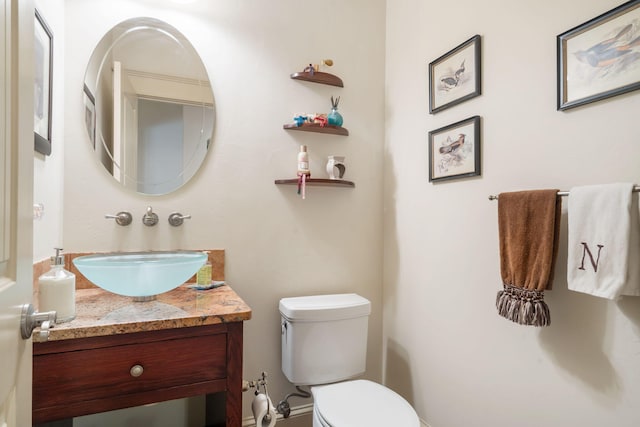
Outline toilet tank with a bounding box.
[280,294,371,385]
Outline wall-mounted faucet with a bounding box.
[107,208,190,227]
[105,211,133,226]
[168,212,192,227]
[142,206,159,226]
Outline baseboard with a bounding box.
[241,403,314,426]
[241,402,429,426]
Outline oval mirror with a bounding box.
[83,17,213,195]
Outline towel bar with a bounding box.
[488,185,640,200]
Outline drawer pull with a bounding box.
[130,364,144,377]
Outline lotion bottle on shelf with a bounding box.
[38,248,76,323]
[296,145,311,199]
[297,145,310,177]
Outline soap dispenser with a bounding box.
[38,248,76,323]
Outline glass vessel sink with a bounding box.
[73,251,207,300]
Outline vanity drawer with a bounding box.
[33,327,227,412]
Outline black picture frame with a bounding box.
[429,35,481,114]
[557,0,640,111]
[428,115,481,183]
[34,9,53,156]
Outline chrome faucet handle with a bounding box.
[168,212,192,227]
[105,211,133,226]
[142,206,159,226]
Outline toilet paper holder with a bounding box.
[243,371,312,420]
[245,372,276,425]
[243,371,269,395]
[245,373,272,408]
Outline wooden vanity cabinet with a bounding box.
[33,322,243,426]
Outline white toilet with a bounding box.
[280,293,419,427]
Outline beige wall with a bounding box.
[385,0,640,426]
[33,0,64,263]
[60,0,385,423]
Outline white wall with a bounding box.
[33,0,64,263]
[62,0,385,423]
[384,1,640,426]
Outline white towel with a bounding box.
[567,183,640,299]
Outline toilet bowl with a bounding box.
[312,380,419,427]
[279,294,419,427]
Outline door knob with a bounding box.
[20,304,56,340]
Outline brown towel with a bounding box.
[496,190,562,326]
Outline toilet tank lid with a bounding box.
[279,294,371,322]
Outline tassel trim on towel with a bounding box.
[496,284,550,327]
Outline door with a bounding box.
[116,63,139,191]
[0,0,35,425]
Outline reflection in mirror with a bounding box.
[84,17,214,195]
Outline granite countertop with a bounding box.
[34,284,252,343]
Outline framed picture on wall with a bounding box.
[557,0,640,110]
[429,35,481,114]
[428,115,481,183]
[34,9,53,156]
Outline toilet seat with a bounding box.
[312,379,419,427]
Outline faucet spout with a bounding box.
[142,206,159,226]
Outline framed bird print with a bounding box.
[428,115,481,183]
[429,35,481,114]
[557,0,640,110]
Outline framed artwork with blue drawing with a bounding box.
[429,35,481,114]
[428,116,481,183]
[557,0,640,110]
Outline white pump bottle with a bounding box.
[38,248,76,323]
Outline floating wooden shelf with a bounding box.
[283,123,349,136]
[290,71,343,87]
[274,178,355,188]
